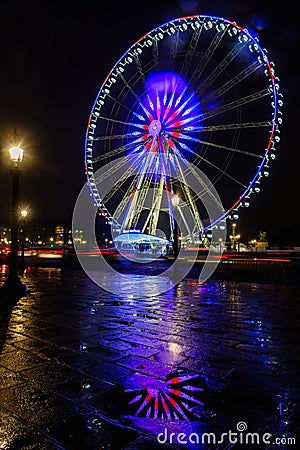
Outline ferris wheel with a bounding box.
[85,15,282,245]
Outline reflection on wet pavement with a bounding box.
[0,265,299,449]
[123,368,215,421]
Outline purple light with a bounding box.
[126,71,202,177]
[124,368,214,420]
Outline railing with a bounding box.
[216,258,289,284]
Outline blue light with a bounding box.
[126,71,202,172]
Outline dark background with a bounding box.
[0,0,299,245]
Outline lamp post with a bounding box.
[19,208,28,272]
[1,146,27,299]
[236,234,241,252]
[218,237,223,254]
[171,194,180,260]
[230,222,237,252]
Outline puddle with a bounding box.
[104,369,217,422]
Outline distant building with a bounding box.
[55,226,64,245]
[0,226,10,246]
[72,229,87,245]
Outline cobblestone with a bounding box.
[0,265,299,449]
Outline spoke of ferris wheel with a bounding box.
[94,153,139,185]
[202,59,264,102]
[164,92,198,126]
[172,173,200,226]
[121,139,158,230]
[168,141,203,232]
[129,152,157,229]
[92,135,146,163]
[148,151,170,234]
[141,180,165,234]
[161,85,178,122]
[113,171,141,223]
[92,116,131,127]
[176,153,221,205]
[102,161,141,204]
[166,170,197,239]
[114,64,164,118]
[152,38,160,71]
[131,176,153,230]
[93,133,139,141]
[196,88,273,125]
[173,130,263,159]
[186,121,272,133]
[134,136,173,235]
[180,24,203,79]
[177,204,194,240]
[200,138,263,159]
[195,39,249,99]
[197,151,247,188]
[117,71,147,104]
[171,135,247,189]
[188,24,229,88]
[106,91,146,118]
[168,28,180,73]
[168,112,204,131]
[118,181,141,230]
[132,53,146,85]
[179,155,224,210]
[158,137,176,221]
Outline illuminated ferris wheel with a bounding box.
[85,15,282,244]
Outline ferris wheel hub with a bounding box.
[148,119,162,137]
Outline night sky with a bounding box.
[0,1,299,245]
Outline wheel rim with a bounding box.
[85,15,282,243]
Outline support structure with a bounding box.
[0,147,27,300]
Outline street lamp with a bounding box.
[171,194,180,260]
[230,222,237,252]
[236,234,241,252]
[19,208,28,271]
[218,238,223,254]
[0,146,27,299]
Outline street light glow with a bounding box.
[20,209,28,219]
[8,146,24,163]
[171,194,180,208]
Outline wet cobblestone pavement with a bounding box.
[0,264,299,449]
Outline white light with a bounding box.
[171,195,180,208]
[20,209,28,218]
[9,147,24,163]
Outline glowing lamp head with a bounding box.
[172,195,180,208]
[20,209,28,219]
[8,146,24,163]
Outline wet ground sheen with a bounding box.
[0,264,299,449]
